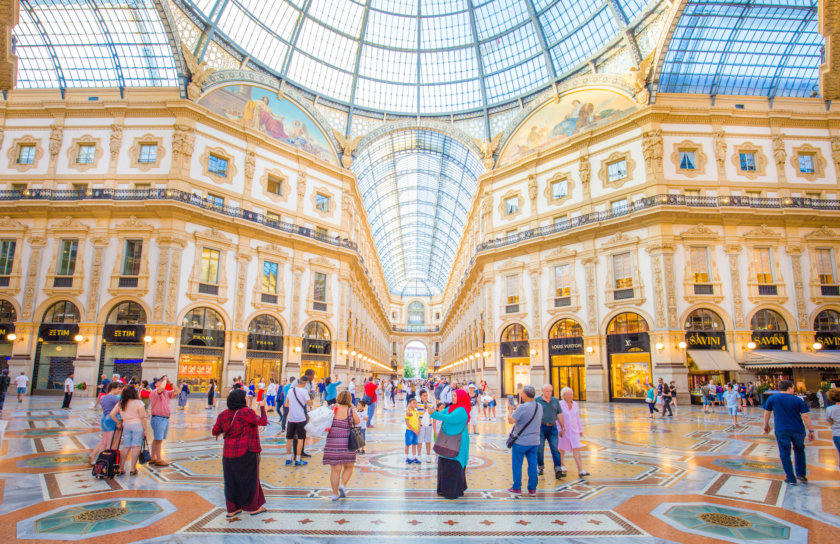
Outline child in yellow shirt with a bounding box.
[405,397,420,464]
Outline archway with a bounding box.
[403,340,428,379]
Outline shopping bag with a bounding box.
[304,405,334,438]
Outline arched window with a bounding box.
[42,301,80,323]
[183,307,225,329]
[407,301,424,324]
[0,300,16,322]
[249,314,283,336]
[106,301,146,324]
[501,323,529,342]
[751,309,787,331]
[549,319,583,338]
[814,309,840,332]
[606,312,649,335]
[684,309,725,331]
[304,321,330,341]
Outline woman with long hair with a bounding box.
[212,389,268,517]
[322,390,360,500]
[431,389,471,499]
[109,385,151,476]
[178,381,190,411]
[207,379,217,410]
[90,381,125,465]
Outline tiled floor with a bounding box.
[0,396,838,543]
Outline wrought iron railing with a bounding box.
[391,325,440,333]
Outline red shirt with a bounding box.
[212,406,268,458]
[364,382,378,403]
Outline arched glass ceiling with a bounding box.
[657,0,822,98]
[12,0,180,91]
[181,0,651,115]
[352,130,483,297]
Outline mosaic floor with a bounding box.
[1,396,838,543]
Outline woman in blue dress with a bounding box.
[431,389,471,499]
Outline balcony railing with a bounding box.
[391,325,440,333]
[820,285,839,297]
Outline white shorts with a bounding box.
[418,425,434,443]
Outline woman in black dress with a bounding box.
[207,379,216,410]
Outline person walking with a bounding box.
[61,372,74,409]
[284,375,311,466]
[348,377,356,405]
[90,381,125,464]
[659,379,673,417]
[535,384,566,478]
[354,399,368,454]
[825,388,840,469]
[483,388,497,421]
[0,369,9,412]
[645,383,659,418]
[279,376,295,431]
[93,374,110,409]
[763,379,816,485]
[669,380,678,412]
[323,391,360,501]
[325,376,342,406]
[723,383,741,427]
[266,379,277,412]
[212,389,268,517]
[109,386,151,476]
[431,389,470,499]
[178,381,190,411]
[364,377,378,428]
[15,371,28,403]
[558,387,588,476]
[507,385,542,496]
[700,381,711,414]
[149,376,176,467]
[207,379,217,410]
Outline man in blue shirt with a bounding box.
[763,380,816,485]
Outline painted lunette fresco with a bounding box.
[199,84,337,165]
[498,88,638,166]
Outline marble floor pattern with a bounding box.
[0,396,838,543]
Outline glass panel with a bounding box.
[43,301,80,323]
[607,312,649,334]
[690,246,709,283]
[17,145,36,164]
[754,247,773,283]
[608,159,627,182]
[208,155,228,177]
[816,248,835,284]
[313,271,327,302]
[57,239,78,276]
[262,261,279,293]
[814,310,840,332]
[612,252,632,289]
[740,152,756,171]
[407,301,424,324]
[0,240,15,275]
[554,264,570,296]
[505,274,519,304]
[798,154,814,173]
[200,248,221,284]
[107,301,146,324]
[505,196,518,214]
[76,144,95,164]
[267,176,283,195]
[551,179,568,199]
[684,309,724,331]
[138,144,157,163]
[751,309,787,331]
[315,193,330,212]
[679,151,696,169]
[249,314,283,336]
[122,240,142,276]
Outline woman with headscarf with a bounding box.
[211,389,268,517]
[431,389,471,499]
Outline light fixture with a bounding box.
[747,341,757,350]
[6,333,16,341]
[166,336,176,345]
[350,350,357,356]
[529,348,536,356]
[143,335,153,343]
[483,351,489,357]
[813,342,823,351]
[586,346,594,354]
[236,341,245,350]
[342,349,349,355]
[655,342,664,351]
[74,334,84,342]
[294,346,301,352]
[678,341,687,350]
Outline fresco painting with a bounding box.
[199,84,337,165]
[498,88,638,165]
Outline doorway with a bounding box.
[403,340,427,379]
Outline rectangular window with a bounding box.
[608,159,627,182]
[505,274,519,304]
[208,155,228,177]
[17,144,36,165]
[611,199,628,214]
[679,151,696,170]
[262,261,279,293]
[121,240,143,276]
[138,144,157,164]
[200,248,221,284]
[76,144,95,164]
[554,264,571,297]
[798,154,814,173]
[805,192,822,200]
[816,248,836,284]
[266,212,281,224]
[690,246,710,283]
[754,247,773,283]
[551,179,568,199]
[612,252,633,289]
[315,193,330,212]
[0,240,16,276]
[11,183,27,193]
[315,227,328,238]
[739,152,756,171]
[505,196,518,215]
[267,176,283,196]
[553,215,568,228]
[313,271,327,302]
[684,189,701,197]
[207,194,224,208]
[57,239,78,276]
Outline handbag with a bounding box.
[506,403,538,449]
[433,420,467,458]
[361,395,373,404]
[138,436,151,465]
[347,412,366,451]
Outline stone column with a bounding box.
[725,245,745,329]
[787,248,809,332]
[582,254,607,402]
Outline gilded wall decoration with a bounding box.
[164,248,183,323]
[832,136,840,172]
[579,154,591,185]
[181,41,214,101]
[43,217,89,297]
[200,146,237,185]
[622,52,655,105]
[128,134,166,172]
[498,189,525,220]
[290,265,304,333]
[789,143,827,181]
[641,129,663,179]
[669,139,708,178]
[86,237,109,322]
[152,247,170,322]
[473,132,503,170]
[725,246,745,328]
[664,252,678,329]
[109,124,123,163]
[730,142,768,180]
[0,217,25,294]
[650,252,666,329]
[713,130,727,172]
[788,251,809,329]
[6,135,44,172]
[597,150,636,189]
[108,217,153,296]
[65,135,105,173]
[583,258,597,333]
[21,234,45,321]
[48,125,62,160]
[527,175,538,205]
[332,129,362,168]
[233,254,250,329]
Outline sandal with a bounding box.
[226,510,242,519]
[129,470,138,476]
[249,508,267,516]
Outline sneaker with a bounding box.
[579,471,590,477]
[555,470,563,479]
[413,458,421,464]
[294,460,308,466]
[528,490,537,497]
[797,476,808,484]
[338,485,347,498]
[538,467,544,476]
[406,458,412,464]
[285,459,292,465]
[507,487,522,494]
[331,495,340,501]
[785,479,798,485]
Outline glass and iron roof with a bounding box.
[352,129,483,297]
[657,0,822,98]
[13,0,180,91]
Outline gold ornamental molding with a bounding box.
[820,0,840,99]
[0,0,18,92]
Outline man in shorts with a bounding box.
[285,375,311,466]
[15,371,29,403]
[149,376,176,466]
[416,389,434,462]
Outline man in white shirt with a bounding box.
[348,378,357,404]
[15,372,29,403]
[266,378,278,412]
[61,373,74,409]
[284,375,312,466]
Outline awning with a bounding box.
[687,350,742,372]
[743,350,840,369]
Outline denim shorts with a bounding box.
[150,416,169,440]
[16,387,25,394]
[122,423,144,447]
[728,407,738,416]
[404,429,419,446]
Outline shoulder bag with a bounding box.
[293,388,310,423]
[138,436,151,465]
[506,403,538,449]
[347,410,366,451]
[433,418,467,458]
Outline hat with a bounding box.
[468,384,477,389]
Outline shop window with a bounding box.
[208,154,228,177]
[138,144,157,164]
[739,152,756,172]
[183,307,225,329]
[554,264,571,297]
[43,300,80,323]
[754,247,774,283]
[107,301,147,324]
[76,144,96,165]
[200,248,221,284]
[0,240,15,277]
[57,239,78,276]
[0,300,15,322]
[505,196,518,215]
[505,274,519,305]
[684,308,724,331]
[262,261,279,294]
[313,271,327,303]
[612,252,633,289]
[248,314,283,336]
[690,246,710,283]
[17,144,36,165]
[315,193,330,212]
[751,309,787,331]
[798,153,815,174]
[267,175,284,196]
[551,179,568,200]
[607,159,627,182]
[814,309,840,332]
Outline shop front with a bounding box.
[748,309,793,386]
[606,313,651,401]
[302,321,330,381]
[500,323,530,398]
[32,301,80,393]
[548,319,585,400]
[179,307,226,393]
[0,299,16,372]
[246,315,284,383]
[683,309,741,402]
[98,302,146,383]
[814,309,840,386]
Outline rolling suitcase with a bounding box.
[92,428,122,479]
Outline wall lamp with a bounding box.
[143,335,153,344]
[166,336,176,345]
[655,342,664,351]
[747,341,757,350]
[6,333,17,342]
[586,346,595,354]
[529,348,536,356]
[677,341,687,350]
[236,341,245,350]
[812,342,823,351]
[74,334,85,343]
[294,346,302,353]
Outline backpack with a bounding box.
[434,383,444,400]
[92,430,122,479]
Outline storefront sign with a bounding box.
[815,332,840,350]
[247,333,283,352]
[0,323,14,343]
[501,340,529,358]
[181,328,225,348]
[103,324,146,343]
[302,338,331,355]
[750,331,789,350]
[178,363,214,377]
[685,331,727,350]
[38,324,79,342]
[548,336,584,355]
[606,332,650,354]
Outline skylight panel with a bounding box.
[296,19,358,72]
[354,78,417,112]
[420,12,472,49]
[551,5,617,75]
[473,0,529,41]
[308,0,365,37]
[364,10,417,49]
[480,23,542,75]
[358,45,417,84]
[227,0,299,42]
[484,55,546,102]
[372,0,417,16]
[287,53,354,101]
[217,3,289,71]
[540,0,599,45]
[616,0,647,21]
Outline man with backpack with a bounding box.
[435,378,453,407]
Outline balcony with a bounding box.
[693,284,714,295]
[553,296,571,307]
[391,325,440,333]
[118,276,139,288]
[757,284,778,296]
[821,285,840,297]
[198,283,219,295]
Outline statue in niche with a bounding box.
[473,132,503,169]
[181,42,215,101]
